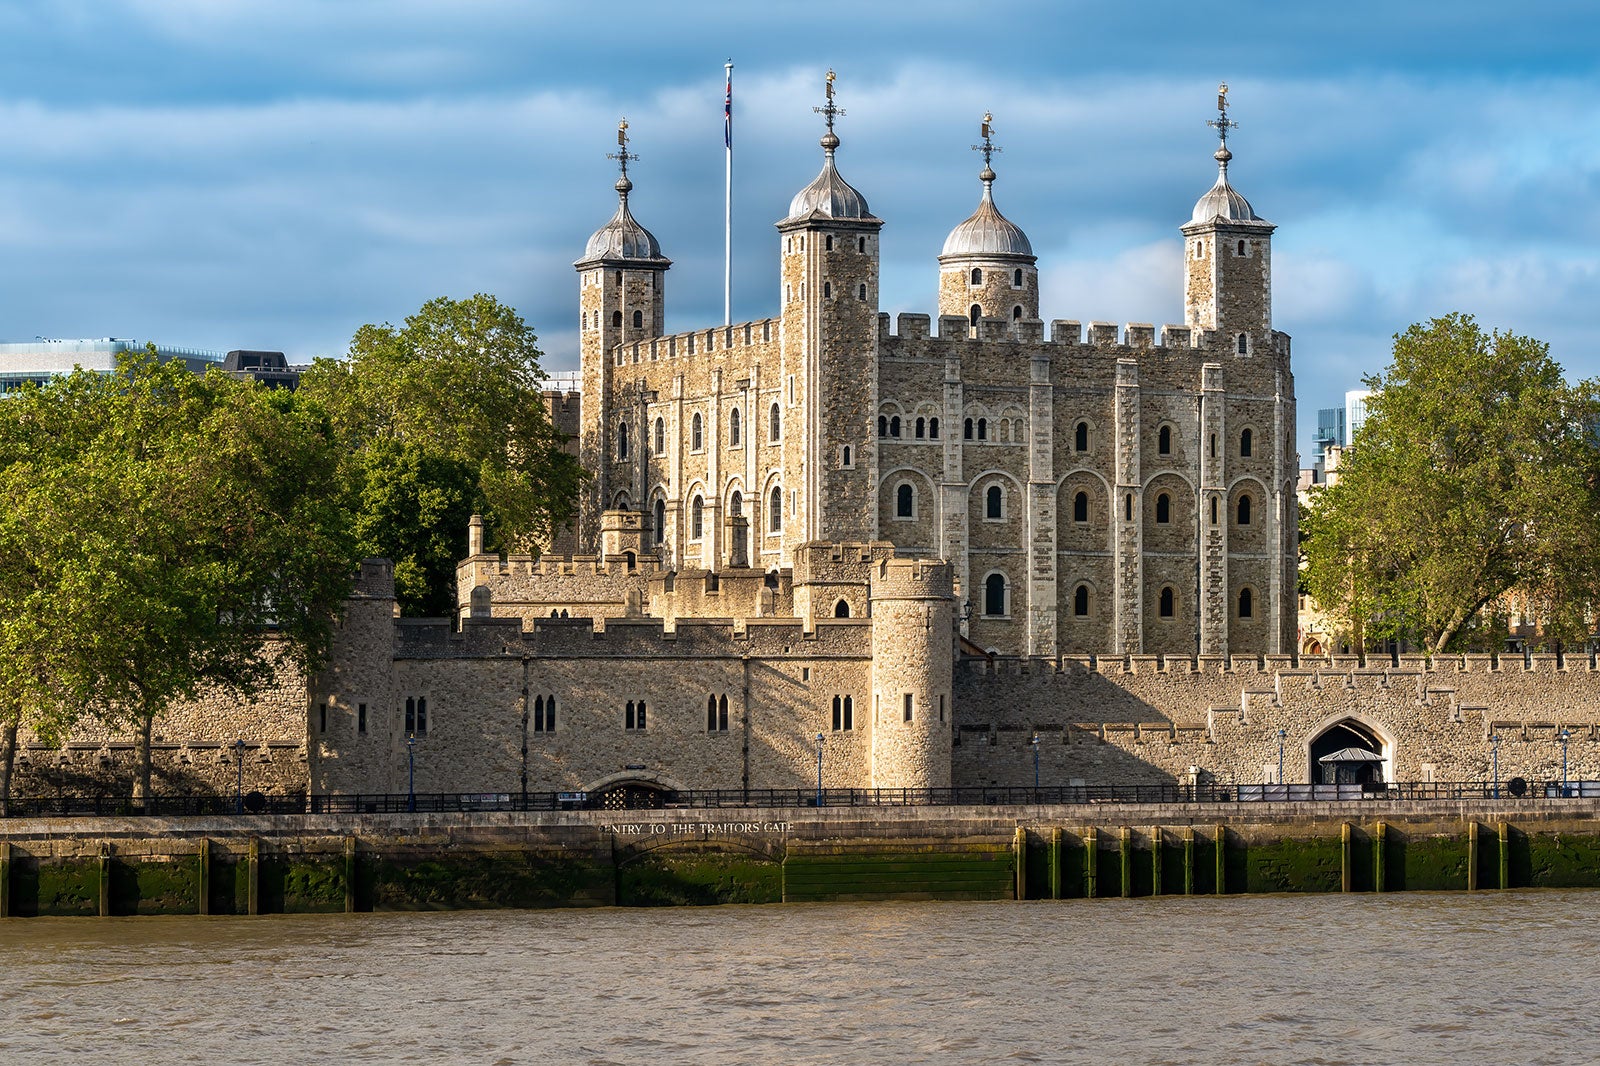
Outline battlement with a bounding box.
[871,555,954,600]
[791,541,898,585]
[958,651,1600,677]
[608,317,780,368]
[883,311,1210,354]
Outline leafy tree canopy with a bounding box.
[1302,313,1600,655]
[0,351,359,804]
[299,294,582,616]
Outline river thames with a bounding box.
[2,891,1597,1064]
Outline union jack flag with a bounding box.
[724,68,733,149]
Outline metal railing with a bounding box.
[4,780,1598,817]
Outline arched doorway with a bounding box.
[1309,719,1386,785]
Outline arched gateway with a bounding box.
[1309,718,1387,786]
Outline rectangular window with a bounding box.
[626,700,648,731]
[844,697,853,730]
[357,703,367,734]
[802,667,810,682]
[939,694,945,723]
[903,693,913,723]
[318,703,327,734]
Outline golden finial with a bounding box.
[607,117,637,184]
[971,111,1001,178]
[814,69,845,139]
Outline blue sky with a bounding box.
[0,0,1596,456]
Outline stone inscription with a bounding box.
[606,821,790,836]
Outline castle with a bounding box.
[12,80,1598,804]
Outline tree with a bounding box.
[298,294,583,616]
[1302,314,1600,655]
[0,352,360,806]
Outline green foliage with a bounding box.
[299,293,582,615]
[0,350,360,803]
[1302,313,1600,654]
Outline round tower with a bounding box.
[868,556,955,789]
[1180,84,1275,355]
[574,119,671,549]
[938,113,1038,329]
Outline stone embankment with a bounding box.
[1,800,1597,916]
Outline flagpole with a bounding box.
[724,60,733,327]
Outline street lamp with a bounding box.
[233,739,246,814]
[1559,727,1572,797]
[407,732,417,812]
[815,732,824,808]
[1490,732,1501,799]
[1030,734,1040,797]
[1277,727,1287,788]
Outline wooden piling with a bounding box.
[247,837,260,915]
[0,841,10,918]
[198,838,211,916]
[1119,827,1132,898]
[1498,822,1511,889]
[1214,825,1226,895]
[345,836,358,913]
[1467,822,1478,892]
[1150,826,1163,897]
[1183,827,1195,895]
[1049,828,1061,900]
[1341,822,1353,893]
[1014,827,1027,900]
[1084,827,1098,898]
[98,843,111,917]
[1374,822,1387,893]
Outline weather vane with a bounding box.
[813,69,844,132]
[607,117,637,178]
[1206,83,1237,150]
[971,111,1001,170]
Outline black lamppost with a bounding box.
[1277,727,1287,787]
[407,732,417,812]
[1559,727,1572,797]
[815,732,824,808]
[1030,734,1040,797]
[233,739,246,814]
[1490,732,1501,799]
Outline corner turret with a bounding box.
[938,113,1039,328]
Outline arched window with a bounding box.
[1156,493,1171,524]
[1074,584,1090,617]
[1159,587,1175,618]
[611,310,622,327]
[707,694,719,731]
[770,403,781,442]
[896,483,914,518]
[969,303,981,326]
[1237,495,1252,525]
[970,267,983,285]
[929,417,940,439]
[858,236,866,252]
[1012,305,1023,320]
[691,495,704,540]
[1237,239,1246,256]
[632,309,643,329]
[858,283,867,300]
[1075,421,1089,452]
[834,599,850,618]
[823,281,832,298]
[616,421,629,459]
[977,418,988,441]
[841,445,852,467]
[654,417,664,455]
[614,271,622,285]
[915,417,925,439]
[1237,333,1248,355]
[986,485,1003,519]
[729,407,741,446]
[1240,428,1253,457]
[890,415,901,438]
[691,412,703,451]
[1195,240,1204,259]
[1013,268,1023,287]
[1158,425,1171,455]
[1238,587,1254,618]
[825,235,834,251]
[878,414,888,437]
[984,573,1007,617]
[964,418,974,440]
[1073,491,1088,523]
[769,486,782,532]
[1210,497,1218,525]
[653,498,665,544]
